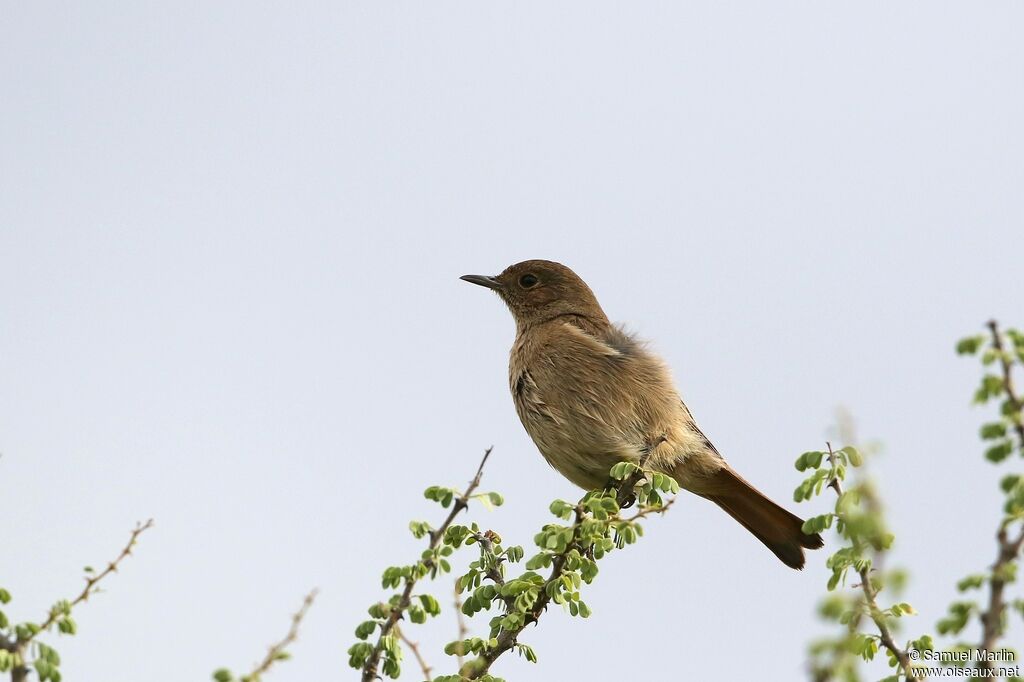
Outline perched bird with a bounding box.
[461,260,823,569]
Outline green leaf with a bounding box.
[993,561,1017,583]
[516,643,538,663]
[980,422,1008,440]
[57,617,77,635]
[910,634,934,653]
[212,670,234,682]
[15,622,41,640]
[444,525,471,548]
[37,643,60,666]
[956,574,986,592]
[408,521,432,539]
[975,374,1005,403]
[382,655,401,679]
[418,594,441,616]
[801,514,834,534]
[34,659,52,681]
[609,461,639,480]
[795,451,824,472]
[0,589,10,605]
[956,336,984,355]
[355,620,378,640]
[505,545,525,563]
[424,486,458,507]
[347,642,374,669]
[937,601,976,635]
[985,441,1014,463]
[548,500,574,520]
[839,446,863,467]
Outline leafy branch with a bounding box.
[348,453,677,682]
[0,519,154,682]
[349,448,495,681]
[946,320,1024,676]
[439,461,677,681]
[795,445,924,682]
[213,589,318,682]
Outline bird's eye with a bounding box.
[519,274,538,288]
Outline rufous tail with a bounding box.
[697,467,824,570]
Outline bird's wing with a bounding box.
[526,321,681,452]
[679,403,723,459]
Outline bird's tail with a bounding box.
[695,466,824,570]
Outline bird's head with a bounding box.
[461,260,609,331]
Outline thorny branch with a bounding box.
[396,627,432,682]
[471,532,513,611]
[809,412,874,682]
[825,444,921,682]
[32,519,154,643]
[460,506,586,679]
[988,320,1024,450]
[977,320,1024,675]
[360,448,493,682]
[627,496,676,522]
[244,589,318,681]
[460,462,673,680]
[1,519,154,682]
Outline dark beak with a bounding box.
[460,274,502,291]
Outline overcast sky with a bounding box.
[2,3,1022,681]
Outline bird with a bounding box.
[461,259,823,569]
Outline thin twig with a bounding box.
[245,589,318,680]
[6,519,154,682]
[825,444,920,682]
[628,496,676,522]
[23,518,154,644]
[361,448,493,682]
[978,320,1024,673]
[988,320,1024,449]
[396,626,432,681]
[453,586,468,671]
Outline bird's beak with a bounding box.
[460,274,502,291]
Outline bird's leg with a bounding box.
[598,471,630,507]
[616,486,637,509]
[605,467,637,509]
[614,435,667,509]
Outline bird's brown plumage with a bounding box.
[461,259,823,569]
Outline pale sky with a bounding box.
[2,3,1022,681]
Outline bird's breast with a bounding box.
[507,322,703,489]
